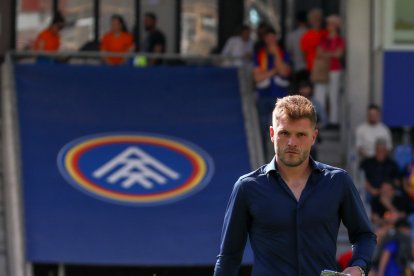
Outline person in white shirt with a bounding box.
[221,25,254,67]
[356,104,393,159]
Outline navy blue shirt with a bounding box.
[214,158,376,276]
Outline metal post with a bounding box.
[174,0,182,53]
[10,0,17,50]
[52,0,59,14]
[93,0,100,42]
[238,67,265,168]
[134,0,141,51]
[2,53,26,276]
[57,264,65,276]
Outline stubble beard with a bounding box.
[276,147,309,167]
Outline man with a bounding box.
[286,11,308,84]
[221,25,253,67]
[142,12,166,65]
[360,139,400,202]
[214,95,376,275]
[370,181,409,226]
[356,104,393,160]
[376,218,412,275]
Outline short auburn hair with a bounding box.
[272,95,317,127]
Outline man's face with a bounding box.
[309,12,322,29]
[270,116,318,167]
[241,29,250,41]
[144,16,155,31]
[298,86,312,99]
[264,33,277,47]
[367,108,380,125]
[380,183,395,198]
[111,18,122,33]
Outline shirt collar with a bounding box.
[264,156,323,174]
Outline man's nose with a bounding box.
[287,136,296,146]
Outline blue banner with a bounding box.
[383,51,414,126]
[15,65,253,265]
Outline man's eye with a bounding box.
[280,131,288,136]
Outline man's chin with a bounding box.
[280,157,304,167]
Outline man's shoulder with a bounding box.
[314,160,349,177]
[356,122,368,132]
[236,164,268,186]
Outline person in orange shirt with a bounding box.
[33,12,65,52]
[100,15,134,65]
[300,8,327,71]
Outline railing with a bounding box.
[9,50,230,65]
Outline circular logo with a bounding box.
[57,133,214,206]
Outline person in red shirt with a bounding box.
[300,8,327,72]
[100,14,134,65]
[33,12,65,52]
[315,15,345,127]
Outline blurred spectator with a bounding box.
[32,12,65,64]
[314,15,345,127]
[253,22,269,55]
[402,155,414,209]
[356,104,393,160]
[300,8,327,73]
[100,14,134,65]
[376,218,412,276]
[337,250,353,271]
[253,27,291,147]
[221,25,254,67]
[143,12,166,65]
[360,139,400,201]
[33,11,65,53]
[286,11,308,85]
[371,182,409,226]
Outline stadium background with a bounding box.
[0,0,413,275]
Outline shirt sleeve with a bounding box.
[385,127,393,150]
[339,172,377,273]
[355,126,364,150]
[383,240,398,253]
[214,178,250,276]
[300,32,310,53]
[126,33,134,49]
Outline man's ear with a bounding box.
[270,126,275,142]
[312,128,319,145]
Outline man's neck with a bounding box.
[275,157,311,183]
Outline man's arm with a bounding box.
[214,179,250,276]
[340,172,377,275]
[364,180,379,197]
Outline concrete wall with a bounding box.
[345,0,371,136]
